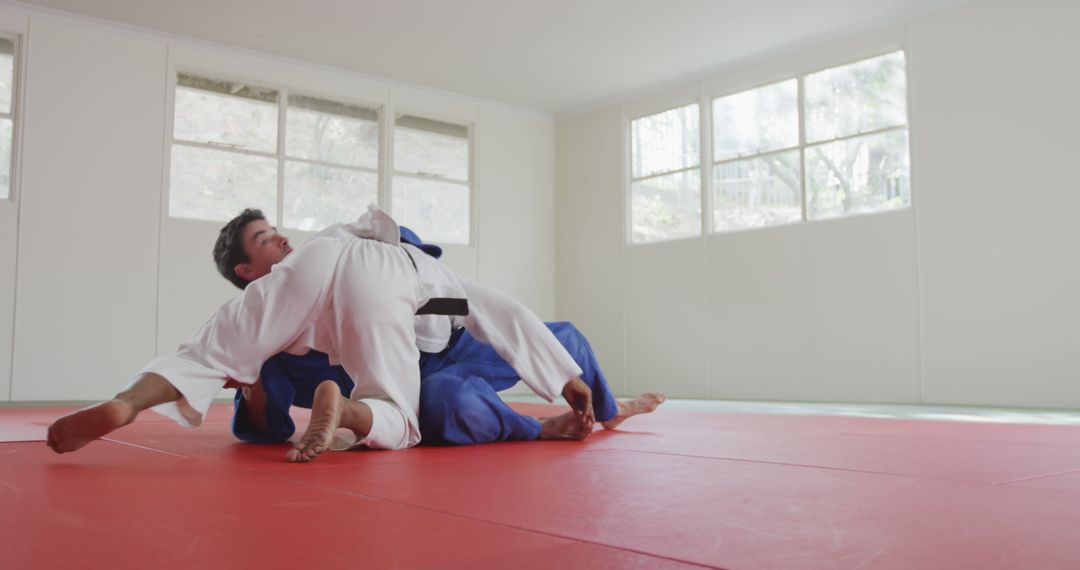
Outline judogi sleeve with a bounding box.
[456,278,584,402]
[137,239,341,428]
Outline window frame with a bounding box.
[627,101,704,245]
[388,110,475,246]
[165,69,476,245]
[709,77,804,233]
[168,70,385,231]
[710,49,911,232]
[626,47,912,245]
[0,32,22,202]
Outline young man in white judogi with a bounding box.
[47,208,598,461]
[223,208,664,447]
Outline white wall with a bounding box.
[0,8,25,402]
[556,0,1080,408]
[0,5,557,401]
[556,107,627,395]
[475,107,557,318]
[909,0,1080,407]
[0,181,14,401]
[13,16,165,400]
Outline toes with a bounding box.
[288,441,327,463]
[286,447,304,462]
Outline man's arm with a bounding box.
[455,277,594,425]
[144,239,340,429]
[561,377,595,427]
[225,376,272,437]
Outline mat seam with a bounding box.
[253,471,728,570]
[839,431,1080,448]
[993,468,1080,487]
[584,447,988,485]
[100,437,189,458]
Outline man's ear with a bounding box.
[234,264,254,281]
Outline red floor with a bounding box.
[3,402,1080,569]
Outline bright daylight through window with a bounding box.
[392,114,471,245]
[284,95,379,231]
[0,37,17,200]
[171,73,381,230]
[629,104,702,244]
[630,51,909,243]
[171,74,473,245]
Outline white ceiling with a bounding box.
[12,0,972,116]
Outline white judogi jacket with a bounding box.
[138,207,582,450]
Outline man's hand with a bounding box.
[231,377,269,431]
[561,377,594,429]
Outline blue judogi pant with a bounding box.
[232,321,619,445]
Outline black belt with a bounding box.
[403,247,470,317]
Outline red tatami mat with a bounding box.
[3,403,1080,569]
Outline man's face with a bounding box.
[235,219,292,283]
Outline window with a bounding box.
[629,103,701,244]
[710,51,910,231]
[171,74,280,222]
[712,79,801,232]
[803,52,909,219]
[392,114,471,245]
[170,73,381,231]
[284,95,379,231]
[626,51,911,243]
[171,74,475,243]
[0,37,17,200]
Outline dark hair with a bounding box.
[213,208,266,290]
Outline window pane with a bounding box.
[805,52,908,142]
[631,104,700,179]
[284,161,377,231]
[0,38,14,115]
[394,115,469,181]
[806,130,909,220]
[286,95,378,169]
[714,150,802,232]
[174,86,278,152]
[630,170,701,243]
[0,118,10,199]
[713,80,797,161]
[169,145,277,222]
[392,177,469,244]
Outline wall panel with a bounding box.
[13,17,166,400]
[910,0,1080,407]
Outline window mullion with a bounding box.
[804,124,908,149]
[282,155,378,176]
[630,164,700,184]
[713,144,804,167]
[700,93,713,235]
[380,100,394,213]
[276,89,286,227]
[392,171,469,185]
[798,76,808,222]
[170,139,277,159]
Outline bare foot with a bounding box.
[601,392,667,430]
[538,411,593,441]
[46,400,137,453]
[287,381,344,463]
